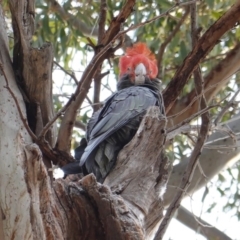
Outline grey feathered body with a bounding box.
[62,75,164,183]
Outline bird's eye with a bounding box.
[127,67,131,71]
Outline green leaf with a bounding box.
[179,41,188,61]
[206,202,217,213]
[211,10,223,20]
[206,0,214,8]
[218,173,226,182]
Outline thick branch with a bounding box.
[98,0,107,43]
[105,107,168,239]
[9,3,56,141]
[163,1,240,113]
[93,68,103,112]
[168,42,240,125]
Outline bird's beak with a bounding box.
[134,63,147,85]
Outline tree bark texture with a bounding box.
[106,107,168,238]
[9,0,57,147]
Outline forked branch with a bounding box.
[163,0,240,113]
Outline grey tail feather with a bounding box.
[61,138,87,177]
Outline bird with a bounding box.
[62,42,165,183]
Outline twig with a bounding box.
[167,105,215,134]
[166,124,200,140]
[102,82,115,94]
[167,79,233,120]
[54,61,79,85]
[214,89,240,125]
[202,52,227,62]
[38,94,76,140]
[75,120,86,131]
[79,102,103,112]
[196,161,208,180]
[204,131,240,145]
[167,110,239,141]
[185,132,197,144]
[168,13,181,21]
[214,125,236,140]
[157,8,190,77]
[98,0,107,44]
[167,185,194,200]
[86,95,93,106]
[119,0,198,39]
[218,114,240,126]
[203,144,240,150]
[175,206,232,240]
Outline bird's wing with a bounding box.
[80,86,160,166]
